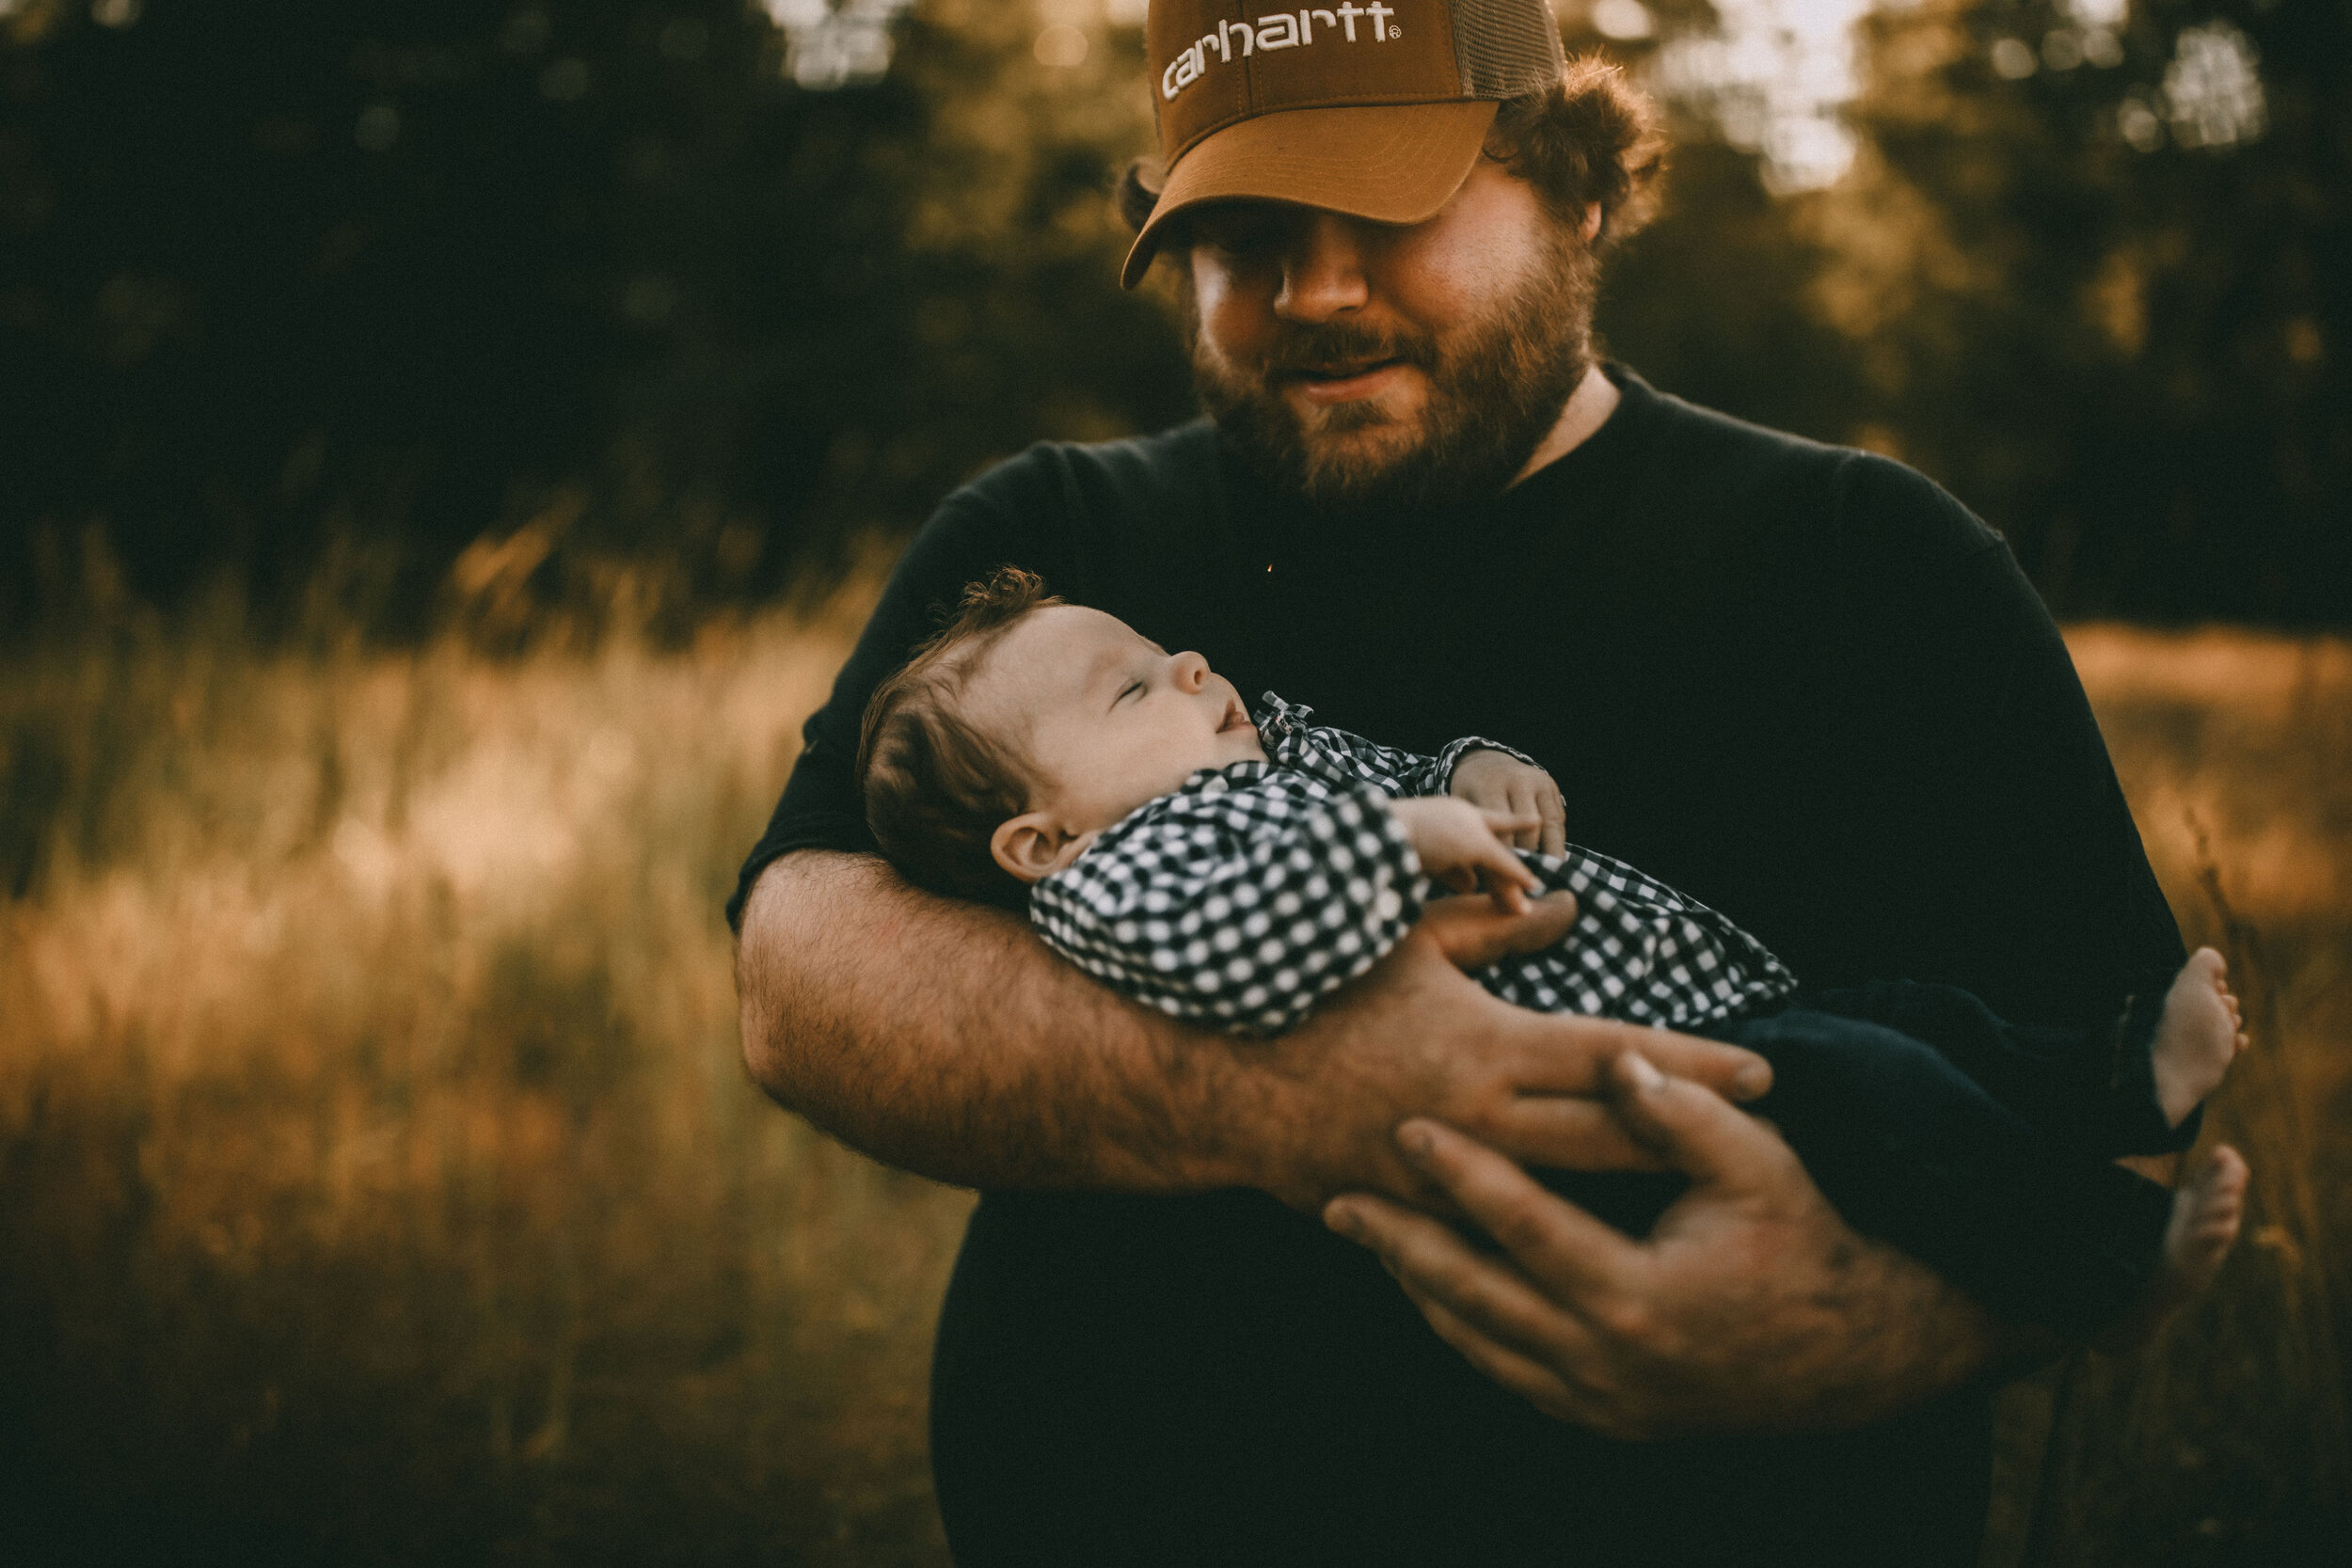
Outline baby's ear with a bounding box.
[991,813,1066,884]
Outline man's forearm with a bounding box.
[736,850,1271,1192]
[738,851,1773,1212]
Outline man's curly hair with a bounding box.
[1119,55,1665,257]
[857,566,1062,902]
[1484,55,1666,246]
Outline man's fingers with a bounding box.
[1417,892,1581,970]
[1407,1291,1604,1428]
[1387,1119,1639,1298]
[1506,1014,1772,1102]
[1326,1188,1613,1356]
[1608,1051,1802,1192]
[1486,1095,1675,1172]
[1468,837,1540,894]
[1627,1028,1774,1101]
[1477,807,1539,843]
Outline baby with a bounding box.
[858,567,2249,1341]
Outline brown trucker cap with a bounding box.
[1123,0,1566,287]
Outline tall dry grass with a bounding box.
[1,611,2344,1565]
[0,591,973,1566]
[1981,628,2352,1568]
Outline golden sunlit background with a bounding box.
[1,1,2345,1563]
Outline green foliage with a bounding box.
[0,1,2343,630]
[0,1,1191,635]
[1810,0,2349,622]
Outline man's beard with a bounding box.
[1188,225,1599,516]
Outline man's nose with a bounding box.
[1170,651,1210,692]
[1273,214,1370,323]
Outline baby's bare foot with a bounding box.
[2163,1144,2248,1297]
[2153,947,2247,1128]
[2098,1145,2249,1352]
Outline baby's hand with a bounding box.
[1389,797,1543,914]
[1450,749,1566,857]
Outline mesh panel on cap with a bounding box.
[1450,0,1566,98]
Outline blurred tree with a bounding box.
[1810,0,2348,622]
[1565,0,1879,453]
[0,0,1189,637]
[0,0,2341,633]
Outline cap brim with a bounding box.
[1120,100,1499,290]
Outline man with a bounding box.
[730,3,2188,1562]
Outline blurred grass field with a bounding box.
[1,606,2345,1566]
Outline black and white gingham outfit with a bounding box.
[1029,694,1798,1036]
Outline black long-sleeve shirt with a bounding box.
[731,368,2185,1567]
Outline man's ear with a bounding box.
[1581,201,1602,244]
[992,812,1067,884]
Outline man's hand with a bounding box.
[1321,1051,2010,1438]
[1391,797,1542,912]
[1450,748,1567,857]
[739,853,1772,1216]
[1248,918,1773,1213]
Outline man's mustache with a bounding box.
[1259,322,1438,377]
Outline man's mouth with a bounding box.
[1290,356,1398,382]
[1284,358,1409,404]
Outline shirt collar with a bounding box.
[1251,690,1314,740]
[1251,691,1326,767]
[1174,759,1272,799]
[1129,694,1359,805]
[1160,693,1322,800]
[1250,692,1367,785]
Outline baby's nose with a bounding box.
[1171,651,1210,690]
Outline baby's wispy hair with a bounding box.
[856,566,1061,901]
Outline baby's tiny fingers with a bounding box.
[1478,854,1540,913]
[1512,783,1545,848]
[1536,787,1567,859]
